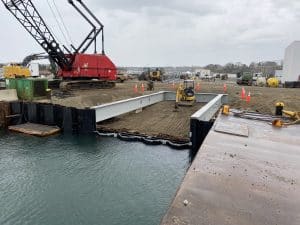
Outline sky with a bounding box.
[0,0,300,67]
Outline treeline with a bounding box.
[204,61,283,75]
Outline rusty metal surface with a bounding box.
[161,115,300,225]
[0,102,10,128]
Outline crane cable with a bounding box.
[52,0,74,45]
[46,0,71,48]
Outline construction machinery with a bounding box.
[255,77,267,87]
[3,64,31,78]
[175,80,196,107]
[116,73,128,83]
[237,72,253,86]
[1,0,116,90]
[266,77,280,88]
[220,74,228,80]
[139,68,164,81]
[273,102,300,127]
[150,69,164,81]
[3,53,51,78]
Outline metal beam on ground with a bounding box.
[191,94,228,122]
[91,91,227,123]
[91,92,165,122]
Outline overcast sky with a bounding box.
[0,0,299,66]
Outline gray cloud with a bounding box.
[0,0,300,66]
[90,0,224,16]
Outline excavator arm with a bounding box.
[22,53,49,67]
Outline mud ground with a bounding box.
[98,101,204,141]
[38,79,300,140]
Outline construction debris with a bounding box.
[8,123,60,137]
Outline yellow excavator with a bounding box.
[3,53,49,79]
[175,80,196,107]
[149,70,163,81]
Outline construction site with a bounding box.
[0,1,299,225]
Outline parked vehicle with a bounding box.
[220,74,228,80]
[116,73,128,83]
[237,72,253,86]
[202,74,215,82]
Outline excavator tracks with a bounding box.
[59,80,116,91]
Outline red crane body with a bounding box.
[59,54,116,80]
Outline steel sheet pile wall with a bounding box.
[190,95,228,158]
[190,120,214,159]
[9,102,96,133]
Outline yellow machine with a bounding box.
[175,80,196,107]
[139,68,164,81]
[149,69,163,81]
[267,77,279,88]
[273,102,300,127]
[3,64,31,78]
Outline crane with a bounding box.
[1,0,117,90]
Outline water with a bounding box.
[0,132,190,225]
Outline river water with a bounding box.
[0,132,190,225]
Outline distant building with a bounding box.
[283,41,300,82]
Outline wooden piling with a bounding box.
[0,102,11,128]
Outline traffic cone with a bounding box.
[172,81,176,90]
[246,91,251,103]
[196,83,201,92]
[241,87,246,99]
[141,83,145,93]
[134,84,138,93]
[223,83,227,93]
